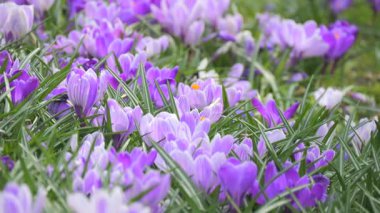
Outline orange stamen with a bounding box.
[191,83,201,90]
[334,32,340,40]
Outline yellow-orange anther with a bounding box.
[191,83,201,90]
[200,116,206,121]
[334,32,340,40]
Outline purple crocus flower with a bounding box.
[0,51,39,105]
[177,79,222,110]
[252,98,299,127]
[7,70,40,105]
[257,161,330,209]
[66,68,108,117]
[0,182,46,213]
[66,132,170,209]
[146,66,178,107]
[288,72,308,83]
[136,35,170,58]
[217,14,243,42]
[368,0,380,13]
[329,0,352,14]
[0,2,34,42]
[224,64,257,107]
[279,20,329,60]
[321,20,358,60]
[0,156,14,171]
[219,158,258,206]
[56,19,134,58]
[67,0,86,18]
[106,53,148,89]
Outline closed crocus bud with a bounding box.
[66,68,108,117]
[184,21,205,46]
[0,2,34,41]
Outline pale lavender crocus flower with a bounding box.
[0,183,46,213]
[12,0,55,15]
[329,0,352,14]
[0,2,34,41]
[350,117,378,150]
[177,79,222,110]
[136,36,170,58]
[314,87,345,110]
[66,68,108,117]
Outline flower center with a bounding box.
[200,116,206,121]
[334,32,340,40]
[191,83,201,90]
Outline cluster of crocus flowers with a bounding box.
[0,51,39,105]
[138,103,334,209]
[257,13,357,67]
[151,0,252,46]
[257,13,329,61]
[63,132,171,211]
[55,0,169,59]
